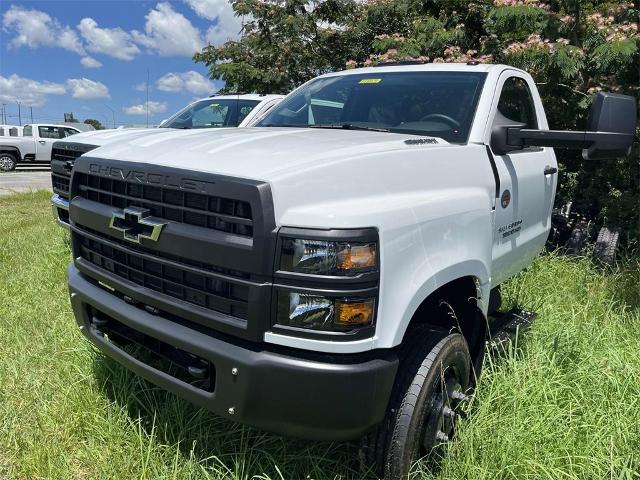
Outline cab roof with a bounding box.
[322,63,526,77]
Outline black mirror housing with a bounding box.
[582,92,637,160]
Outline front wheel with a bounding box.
[0,152,18,172]
[362,329,471,479]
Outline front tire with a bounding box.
[362,328,471,479]
[0,152,18,172]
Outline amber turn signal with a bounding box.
[335,299,375,327]
[337,243,377,271]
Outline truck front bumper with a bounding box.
[68,264,398,441]
[51,194,70,229]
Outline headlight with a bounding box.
[276,291,375,332]
[279,238,377,275]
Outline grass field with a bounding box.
[1,191,639,480]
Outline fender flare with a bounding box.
[0,146,22,160]
[392,259,492,346]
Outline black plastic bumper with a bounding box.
[68,264,398,441]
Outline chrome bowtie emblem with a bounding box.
[109,206,166,244]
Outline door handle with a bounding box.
[38,140,46,144]
[544,166,558,176]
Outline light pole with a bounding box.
[104,104,116,129]
[146,68,150,128]
[16,101,22,126]
[1,104,6,124]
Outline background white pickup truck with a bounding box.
[0,123,82,171]
[63,63,635,480]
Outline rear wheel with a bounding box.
[0,152,17,172]
[361,328,471,479]
[593,227,620,265]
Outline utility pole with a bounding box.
[146,68,150,128]
[104,104,116,129]
[16,101,22,126]
[30,106,33,124]
[1,104,5,124]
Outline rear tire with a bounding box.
[0,152,18,172]
[593,227,620,265]
[361,327,471,480]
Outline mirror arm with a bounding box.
[507,128,634,150]
[508,128,587,149]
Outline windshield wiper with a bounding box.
[260,123,309,128]
[308,124,391,133]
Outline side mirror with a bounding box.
[494,92,637,159]
[582,92,637,160]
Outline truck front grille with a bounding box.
[75,172,253,237]
[51,174,70,196]
[69,157,277,341]
[51,143,98,199]
[77,230,249,319]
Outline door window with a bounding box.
[496,77,538,129]
[38,126,64,139]
[63,128,79,137]
[23,125,33,137]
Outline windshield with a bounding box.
[258,71,487,143]
[162,99,260,129]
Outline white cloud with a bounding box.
[189,0,242,46]
[66,78,110,99]
[205,20,242,47]
[156,71,215,96]
[134,82,151,92]
[80,56,103,69]
[124,101,168,116]
[132,2,203,57]
[0,74,66,107]
[2,5,84,54]
[78,17,140,61]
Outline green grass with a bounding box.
[1,191,639,480]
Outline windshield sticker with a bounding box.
[210,103,220,107]
[359,78,382,84]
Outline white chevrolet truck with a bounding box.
[64,64,635,479]
[0,123,83,171]
[51,94,283,226]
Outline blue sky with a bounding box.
[0,0,240,127]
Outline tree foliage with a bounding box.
[83,118,103,130]
[195,0,639,239]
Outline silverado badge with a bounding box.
[109,206,166,244]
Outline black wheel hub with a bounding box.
[421,369,467,454]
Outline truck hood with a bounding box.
[66,127,166,146]
[86,127,450,181]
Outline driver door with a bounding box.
[35,125,62,160]
[487,72,558,285]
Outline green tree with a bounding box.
[83,118,103,130]
[194,0,362,94]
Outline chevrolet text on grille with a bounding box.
[88,163,216,193]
